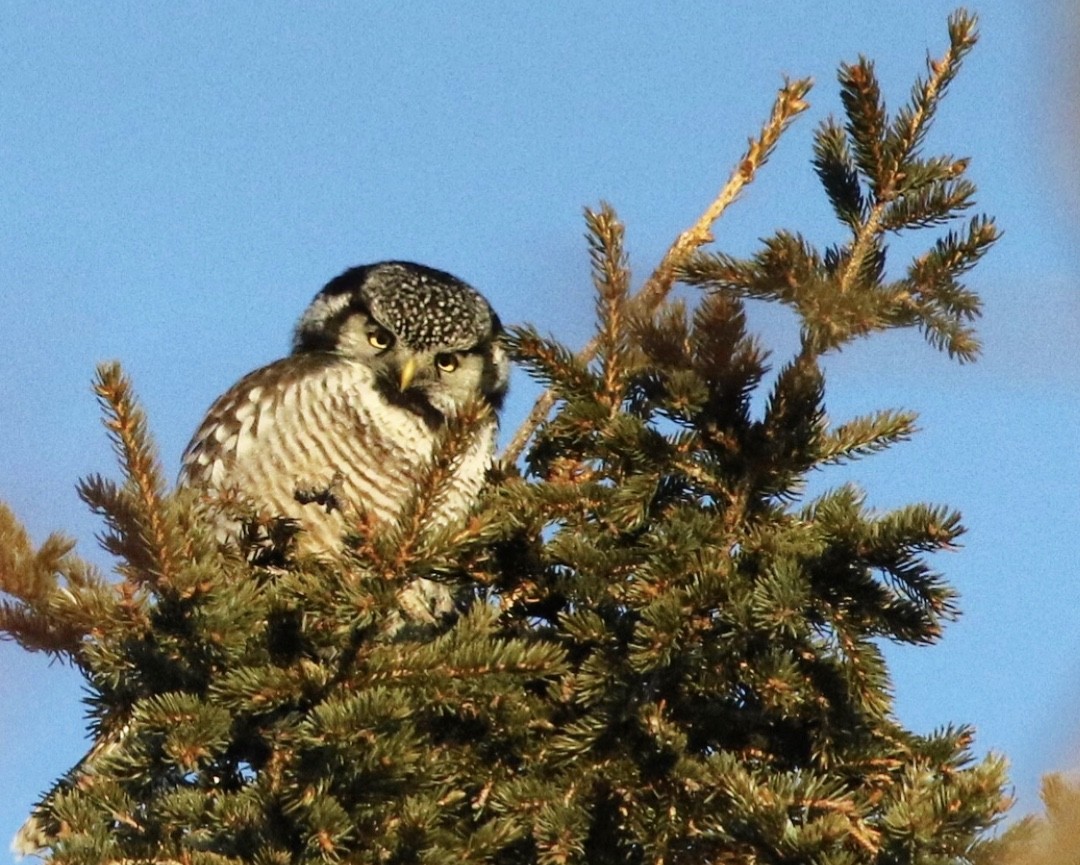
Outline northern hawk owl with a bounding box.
[180,260,509,556]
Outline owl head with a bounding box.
[293,261,509,418]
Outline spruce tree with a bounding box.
[2,10,1011,864]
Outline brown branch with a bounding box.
[801,797,881,855]
[94,363,176,586]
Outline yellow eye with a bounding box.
[367,329,393,350]
[435,353,459,373]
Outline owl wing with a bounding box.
[181,353,338,487]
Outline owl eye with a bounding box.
[367,328,394,351]
[435,353,460,373]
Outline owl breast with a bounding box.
[180,353,496,554]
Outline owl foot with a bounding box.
[294,472,345,514]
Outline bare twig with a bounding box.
[501,78,812,465]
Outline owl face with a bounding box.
[293,261,509,420]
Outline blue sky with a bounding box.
[2,1,1077,850]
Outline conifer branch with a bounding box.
[637,77,812,312]
[378,397,494,571]
[818,410,918,465]
[502,78,811,466]
[85,362,179,587]
[0,502,104,659]
[503,325,600,402]
[680,12,992,361]
[586,203,632,410]
[838,10,978,300]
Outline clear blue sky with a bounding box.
[2,1,1078,850]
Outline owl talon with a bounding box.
[294,478,343,513]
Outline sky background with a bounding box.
[2,1,1078,852]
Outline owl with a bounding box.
[180,260,509,591]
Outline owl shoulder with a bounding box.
[179,353,354,480]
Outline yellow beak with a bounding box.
[399,356,418,391]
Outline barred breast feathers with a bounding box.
[180,354,496,554]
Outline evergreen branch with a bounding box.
[634,369,709,428]
[628,300,692,379]
[689,292,767,415]
[585,203,632,410]
[90,362,179,587]
[210,660,332,715]
[378,396,495,570]
[903,215,998,309]
[839,57,889,196]
[892,215,996,360]
[503,325,600,400]
[501,78,811,466]
[362,605,568,686]
[753,354,826,498]
[0,502,68,601]
[887,10,979,167]
[483,473,615,531]
[838,15,979,300]
[838,201,887,300]
[803,795,882,855]
[914,306,981,362]
[804,488,964,643]
[0,501,101,659]
[873,501,965,554]
[0,601,82,657]
[78,474,149,570]
[673,16,992,363]
[894,154,970,195]
[813,118,864,231]
[678,232,825,310]
[818,410,918,465]
[809,608,896,722]
[880,177,975,232]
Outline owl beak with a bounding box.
[398,357,418,391]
